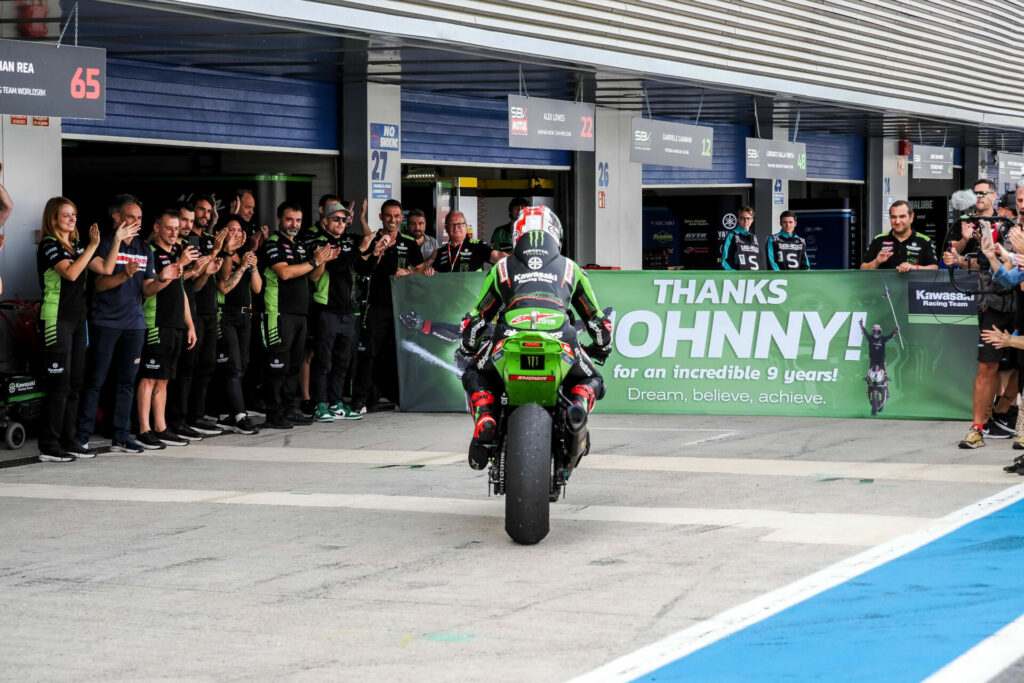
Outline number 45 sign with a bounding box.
[0,39,106,119]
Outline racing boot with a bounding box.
[468,391,496,470]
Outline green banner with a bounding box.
[392,270,977,419]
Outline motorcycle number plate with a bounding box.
[521,354,545,370]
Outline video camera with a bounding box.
[946,189,1019,295]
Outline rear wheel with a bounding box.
[505,403,553,545]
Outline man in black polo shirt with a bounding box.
[860,200,938,272]
[433,211,505,273]
[259,201,338,428]
[351,199,426,413]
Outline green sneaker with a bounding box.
[314,403,335,423]
[329,401,363,420]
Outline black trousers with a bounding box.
[218,310,251,417]
[262,311,306,415]
[311,310,358,404]
[39,318,87,451]
[352,305,398,408]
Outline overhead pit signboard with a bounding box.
[998,152,1024,191]
[507,94,595,152]
[630,118,714,169]
[745,138,807,181]
[912,145,954,180]
[0,39,106,119]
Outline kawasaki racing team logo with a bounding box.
[528,257,543,270]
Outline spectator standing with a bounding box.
[136,209,196,449]
[407,208,438,262]
[351,199,425,413]
[433,211,504,273]
[258,202,337,428]
[722,206,761,270]
[489,196,529,252]
[305,201,364,422]
[215,217,262,435]
[75,195,174,454]
[765,211,811,270]
[861,201,938,271]
[35,198,127,461]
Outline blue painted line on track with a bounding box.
[634,497,1024,682]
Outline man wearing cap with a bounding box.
[304,201,364,422]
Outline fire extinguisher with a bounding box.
[17,0,49,39]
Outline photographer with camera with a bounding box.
[943,179,1018,448]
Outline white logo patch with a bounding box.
[528,257,543,270]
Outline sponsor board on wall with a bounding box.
[392,271,974,420]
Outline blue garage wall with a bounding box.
[643,121,751,186]
[63,59,338,150]
[803,131,865,181]
[401,90,570,167]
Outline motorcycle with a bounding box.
[476,310,598,545]
[866,366,889,416]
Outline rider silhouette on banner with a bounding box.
[859,319,899,415]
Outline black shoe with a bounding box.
[39,446,75,463]
[188,418,223,436]
[156,430,189,447]
[298,399,315,417]
[64,440,93,458]
[285,408,313,425]
[984,419,1013,440]
[468,418,496,470]
[266,413,294,430]
[1004,454,1024,473]
[233,416,259,435]
[172,424,203,442]
[136,431,166,450]
[994,410,1016,432]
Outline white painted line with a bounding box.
[592,427,734,432]
[153,446,1013,484]
[565,483,1024,683]
[922,611,1024,683]
[0,482,931,546]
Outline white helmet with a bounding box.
[512,205,562,249]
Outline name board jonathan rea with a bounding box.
[508,94,595,152]
[745,138,807,181]
[0,39,106,119]
[630,118,714,169]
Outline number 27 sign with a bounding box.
[0,39,106,119]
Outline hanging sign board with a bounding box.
[745,138,807,180]
[0,38,106,119]
[911,145,954,180]
[998,152,1024,191]
[630,118,714,169]
[507,94,595,152]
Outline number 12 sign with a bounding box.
[0,38,106,119]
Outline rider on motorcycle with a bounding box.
[459,206,613,469]
[860,321,898,373]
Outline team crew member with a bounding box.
[167,201,223,441]
[215,217,262,435]
[861,200,938,271]
[35,198,127,461]
[489,196,529,252]
[432,211,505,273]
[182,195,226,435]
[259,201,337,428]
[351,199,426,413]
[766,211,810,270]
[136,209,196,450]
[722,206,761,270]
[305,201,364,422]
[75,195,173,455]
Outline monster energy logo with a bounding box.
[528,230,543,247]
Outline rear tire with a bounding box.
[505,403,552,545]
[5,422,26,450]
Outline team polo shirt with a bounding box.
[188,231,219,317]
[433,238,492,273]
[259,233,310,316]
[146,243,186,330]
[37,236,88,322]
[90,235,155,330]
[304,229,361,314]
[862,231,937,269]
[359,231,423,308]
